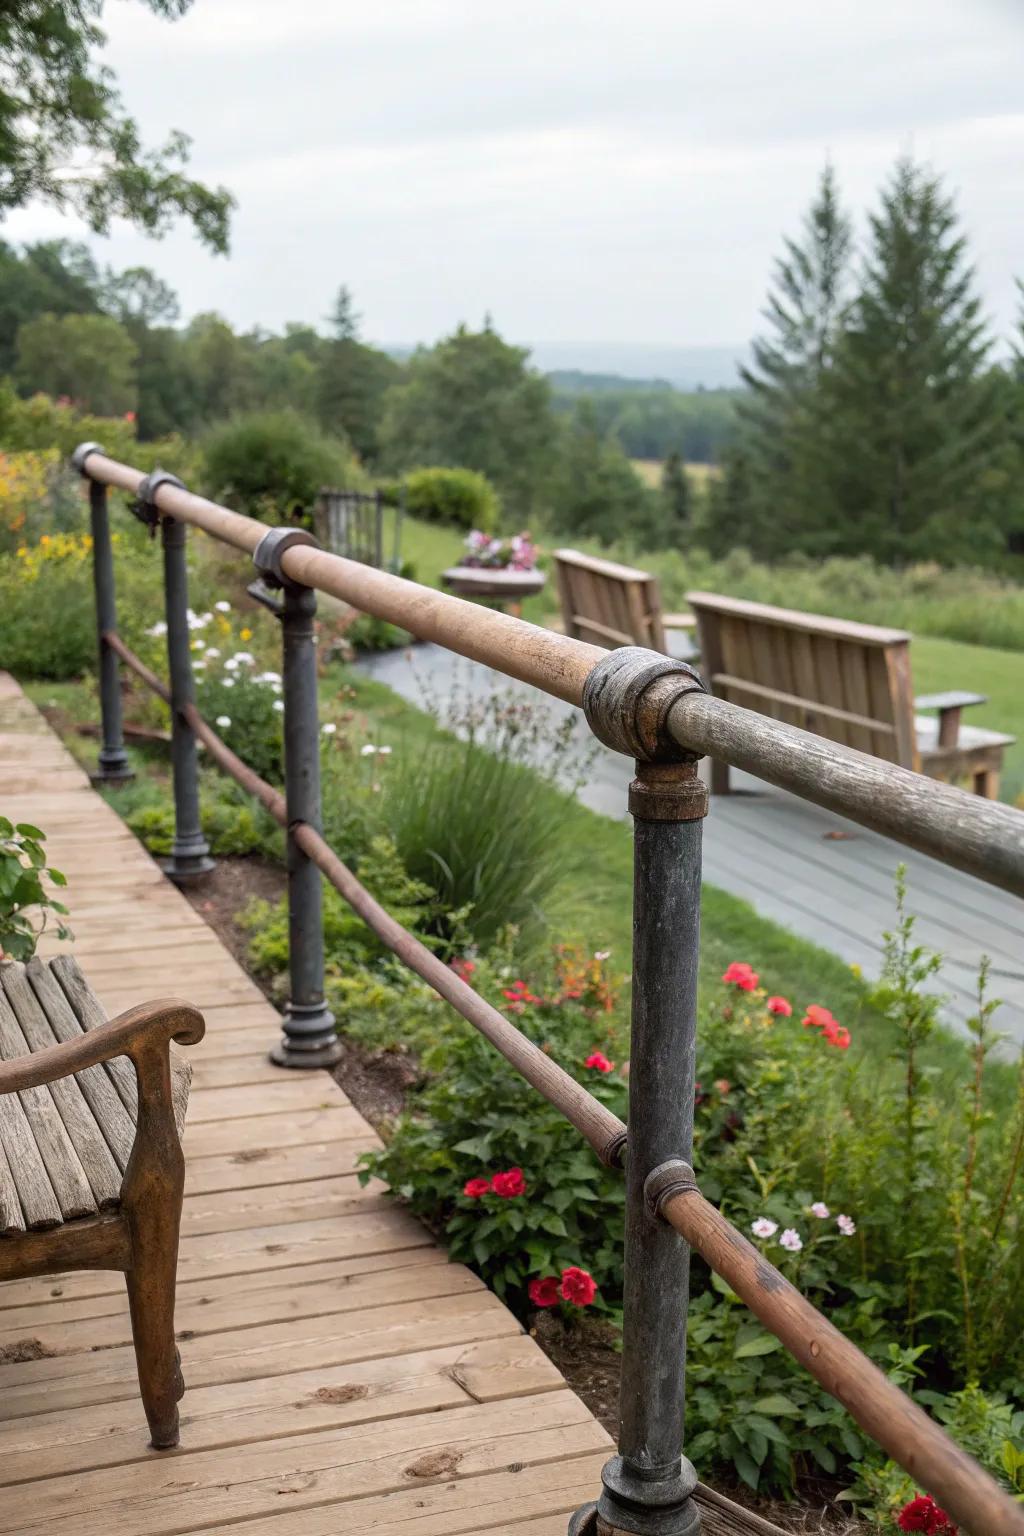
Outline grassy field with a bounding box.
[910,634,1024,803]
[631,458,721,490]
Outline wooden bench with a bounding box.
[553,548,695,652]
[687,592,1015,799]
[0,955,203,1448]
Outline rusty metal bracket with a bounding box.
[644,1159,700,1222]
[582,648,707,763]
[628,761,708,823]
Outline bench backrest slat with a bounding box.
[686,591,918,769]
[553,549,667,652]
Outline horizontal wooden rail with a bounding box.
[98,631,1024,1534]
[80,448,1024,899]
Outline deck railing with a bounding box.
[71,442,1024,1536]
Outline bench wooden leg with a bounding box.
[710,757,731,795]
[973,767,1000,799]
[124,1158,185,1449]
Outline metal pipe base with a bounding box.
[595,1456,701,1536]
[91,748,134,785]
[270,1000,341,1069]
[159,836,215,886]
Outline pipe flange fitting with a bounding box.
[567,1503,599,1536]
[582,647,706,762]
[253,526,320,589]
[71,441,103,476]
[644,1159,700,1221]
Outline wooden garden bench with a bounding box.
[553,548,695,652]
[687,591,1014,798]
[0,954,203,1448]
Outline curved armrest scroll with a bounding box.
[0,999,205,1097]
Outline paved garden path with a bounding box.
[359,643,1024,1046]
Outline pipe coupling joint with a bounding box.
[583,648,707,763]
[253,526,321,589]
[644,1159,700,1221]
[71,441,103,476]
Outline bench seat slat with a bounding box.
[1,968,122,1209]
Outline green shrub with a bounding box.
[401,466,500,532]
[201,409,366,522]
[380,680,596,946]
[0,817,70,960]
[193,648,285,785]
[115,773,280,860]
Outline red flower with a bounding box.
[528,1276,561,1308]
[491,1167,526,1198]
[585,1051,615,1073]
[896,1494,957,1533]
[560,1266,598,1306]
[722,961,759,991]
[827,1024,851,1050]
[714,1078,731,1097]
[502,979,541,1006]
[463,1176,491,1199]
[802,1004,836,1031]
[451,956,476,983]
[767,995,792,1016]
[123,410,136,422]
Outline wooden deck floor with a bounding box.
[0,675,618,1535]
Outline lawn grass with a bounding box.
[909,634,1024,803]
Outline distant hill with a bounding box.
[545,369,676,394]
[384,340,746,391]
[530,342,745,390]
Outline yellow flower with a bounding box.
[240,627,253,641]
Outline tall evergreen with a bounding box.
[827,159,1002,564]
[728,162,853,556]
[661,450,691,532]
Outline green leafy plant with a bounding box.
[399,466,500,531]
[0,818,71,961]
[201,409,366,522]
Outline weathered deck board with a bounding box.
[0,674,616,1532]
[359,643,1024,1042]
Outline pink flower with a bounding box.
[751,1217,778,1239]
[560,1267,598,1306]
[767,995,792,1016]
[585,1051,615,1073]
[802,1004,836,1031]
[810,1202,831,1219]
[722,961,759,991]
[123,410,136,422]
[837,1214,856,1236]
[451,956,476,983]
[528,1276,561,1308]
[778,1229,803,1253]
[491,1167,526,1199]
[463,1177,491,1199]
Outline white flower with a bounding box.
[222,677,235,689]
[360,743,377,757]
[257,671,281,684]
[191,639,205,652]
[215,600,231,613]
[224,656,240,671]
[751,1218,778,1239]
[215,715,231,729]
[146,621,167,638]
[234,651,255,665]
[205,647,221,659]
[186,608,210,631]
[322,722,337,736]
[778,1228,803,1253]
[193,660,206,671]
[594,949,611,961]
[377,744,392,755]
[272,699,284,713]
[810,1202,830,1219]
[837,1214,856,1237]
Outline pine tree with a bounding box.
[827,158,1002,565]
[732,162,853,556]
[661,451,691,532]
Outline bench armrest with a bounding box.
[0,998,204,1097]
[662,612,697,631]
[914,690,988,749]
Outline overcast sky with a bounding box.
[6,0,1023,361]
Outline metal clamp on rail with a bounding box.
[71,441,104,477]
[583,647,707,763]
[134,469,185,534]
[645,1159,700,1221]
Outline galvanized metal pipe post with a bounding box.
[574,649,710,1536]
[73,442,133,784]
[253,528,339,1069]
[142,472,214,885]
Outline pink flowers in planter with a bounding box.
[462,530,539,571]
[529,1267,598,1308]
